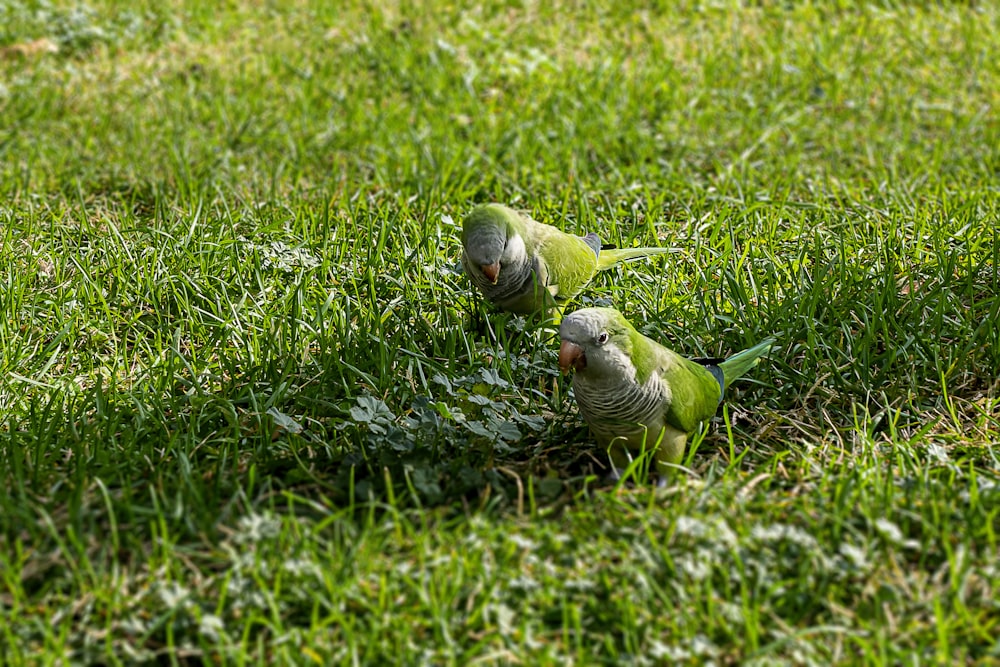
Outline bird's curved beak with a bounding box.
[480,262,500,284]
[558,341,586,374]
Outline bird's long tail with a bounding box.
[595,246,678,271]
[717,339,776,389]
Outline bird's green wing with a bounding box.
[530,224,600,305]
[661,358,725,434]
[632,332,723,435]
[660,338,774,434]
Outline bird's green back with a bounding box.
[527,219,600,305]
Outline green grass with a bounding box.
[1,0,999,663]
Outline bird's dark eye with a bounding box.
[597,332,609,345]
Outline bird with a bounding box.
[460,203,676,318]
[558,307,774,482]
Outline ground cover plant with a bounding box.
[1,0,998,664]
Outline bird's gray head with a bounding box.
[558,307,636,378]
[461,204,528,284]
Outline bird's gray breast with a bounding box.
[572,372,669,443]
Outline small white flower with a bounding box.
[158,581,190,610]
[925,443,949,462]
[508,533,536,550]
[563,578,596,592]
[674,516,709,538]
[284,558,321,578]
[839,542,869,570]
[508,576,539,591]
[235,512,282,544]
[199,614,225,642]
[676,554,712,582]
[750,523,819,550]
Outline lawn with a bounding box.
[1,0,998,664]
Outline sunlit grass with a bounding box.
[1,0,998,664]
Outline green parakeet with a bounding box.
[558,307,773,480]
[460,204,675,316]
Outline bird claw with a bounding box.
[608,467,671,488]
